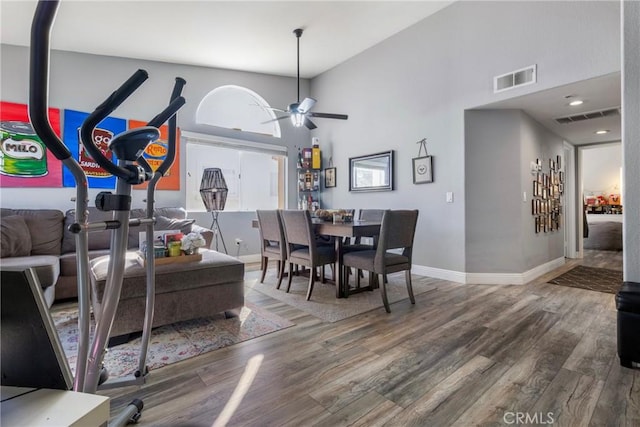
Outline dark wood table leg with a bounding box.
[335,237,344,298]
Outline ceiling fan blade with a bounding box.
[309,112,349,120]
[297,97,317,114]
[250,102,287,113]
[265,106,288,113]
[261,116,290,124]
[304,117,317,130]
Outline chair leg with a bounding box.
[370,272,378,289]
[405,270,415,304]
[380,273,391,313]
[260,256,268,283]
[356,269,361,288]
[321,265,326,283]
[306,270,315,301]
[344,265,350,287]
[276,260,286,289]
[286,263,294,293]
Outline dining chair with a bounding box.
[342,208,386,286]
[342,210,419,313]
[256,209,287,289]
[279,210,337,301]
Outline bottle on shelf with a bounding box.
[312,142,321,169]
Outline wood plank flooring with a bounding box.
[101,253,639,426]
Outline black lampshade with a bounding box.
[200,168,228,211]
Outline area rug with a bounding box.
[245,270,440,322]
[548,265,623,294]
[51,302,293,378]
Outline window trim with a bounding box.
[182,131,288,212]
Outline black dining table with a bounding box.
[252,217,381,297]
[312,219,381,297]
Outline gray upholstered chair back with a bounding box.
[279,209,316,255]
[358,209,385,222]
[256,210,286,255]
[375,210,419,270]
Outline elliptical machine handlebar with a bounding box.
[156,77,186,175]
[28,0,69,161]
[79,69,149,181]
[136,78,186,179]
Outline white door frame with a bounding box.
[563,141,579,258]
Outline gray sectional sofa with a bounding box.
[1,207,207,305]
[0,208,245,335]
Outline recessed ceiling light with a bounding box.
[595,129,610,135]
[569,100,583,106]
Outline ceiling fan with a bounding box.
[264,28,348,130]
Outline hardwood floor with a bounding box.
[101,254,639,426]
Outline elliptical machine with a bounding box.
[29,0,186,424]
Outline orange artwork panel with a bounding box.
[129,120,180,190]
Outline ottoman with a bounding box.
[616,281,640,369]
[89,249,244,340]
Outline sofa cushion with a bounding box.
[62,208,143,254]
[0,255,60,288]
[1,209,64,255]
[1,215,32,257]
[154,207,187,220]
[155,215,195,234]
[59,249,111,277]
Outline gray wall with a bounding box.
[464,110,523,273]
[464,110,563,274]
[0,45,312,257]
[311,0,619,273]
[519,112,564,270]
[622,0,640,283]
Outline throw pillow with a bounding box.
[1,215,33,258]
[155,216,195,234]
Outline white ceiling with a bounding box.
[1,0,452,78]
[1,1,620,145]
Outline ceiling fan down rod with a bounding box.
[294,28,303,104]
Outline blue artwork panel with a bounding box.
[62,109,125,188]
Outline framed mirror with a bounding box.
[349,150,394,192]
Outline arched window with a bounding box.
[195,85,281,137]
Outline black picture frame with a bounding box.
[324,167,336,188]
[349,151,394,192]
[412,155,433,184]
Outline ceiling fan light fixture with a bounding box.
[291,113,305,127]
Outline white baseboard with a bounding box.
[239,254,261,263]
[411,265,467,284]
[412,256,565,285]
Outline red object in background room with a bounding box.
[596,195,607,205]
[585,196,597,206]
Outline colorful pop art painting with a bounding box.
[129,120,181,191]
[62,109,126,189]
[0,101,63,187]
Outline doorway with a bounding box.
[578,142,623,270]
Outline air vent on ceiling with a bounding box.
[493,65,537,93]
[554,107,620,124]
